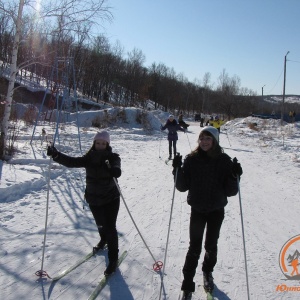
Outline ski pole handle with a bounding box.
[105,160,111,168]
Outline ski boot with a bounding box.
[104,260,118,276]
[203,271,214,292]
[93,240,107,253]
[181,279,194,299]
[181,290,192,299]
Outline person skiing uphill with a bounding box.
[161,114,185,159]
[47,130,121,276]
[172,126,243,297]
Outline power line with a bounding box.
[287,59,300,64]
[267,68,283,94]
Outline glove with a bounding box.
[105,159,121,178]
[172,154,182,169]
[110,167,121,178]
[232,158,243,177]
[47,145,58,158]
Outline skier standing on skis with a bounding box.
[209,115,225,133]
[47,130,121,276]
[161,114,185,160]
[172,126,243,297]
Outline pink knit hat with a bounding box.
[93,130,110,144]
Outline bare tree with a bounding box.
[216,69,241,119]
[0,11,13,65]
[121,48,146,106]
[0,0,112,159]
[202,72,212,89]
[147,63,163,109]
[0,0,25,159]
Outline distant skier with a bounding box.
[200,117,204,127]
[47,130,121,276]
[292,111,296,123]
[161,115,185,160]
[209,115,225,133]
[172,126,243,298]
[178,113,190,130]
[289,111,293,122]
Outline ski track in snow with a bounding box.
[0,117,300,299]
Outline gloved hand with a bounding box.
[110,167,121,178]
[47,145,58,158]
[232,158,243,177]
[105,160,121,178]
[172,154,182,169]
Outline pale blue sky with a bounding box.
[102,0,300,95]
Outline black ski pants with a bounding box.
[181,207,224,291]
[168,140,177,157]
[89,197,120,262]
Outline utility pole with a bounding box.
[202,90,205,113]
[261,84,266,114]
[281,51,289,125]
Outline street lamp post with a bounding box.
[281,51,290,125]
[261,84,266,114]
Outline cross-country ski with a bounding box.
[87,250,128,300]
[52,247,106,281]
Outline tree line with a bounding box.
[0,0,264,120]
[0,0,299,159]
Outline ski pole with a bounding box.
[105,160,162,271]
[35,155,52,279]
[235,158,250,300]
[159,126,163,158]
[185,130,192,151]
[225,129,231,147]
[159,160,179,300]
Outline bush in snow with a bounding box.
[248,122,259,131]
[136,109,152,132]
[22,104,38,125]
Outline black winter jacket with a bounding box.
[53,146,121,206]
[161,119,185,141]
[175,150,238,213]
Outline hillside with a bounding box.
[1,76,300,118]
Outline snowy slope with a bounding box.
[0,111,300,300]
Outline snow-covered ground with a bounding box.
[0,110,300,300]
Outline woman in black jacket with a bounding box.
[172,126,242,298]
[47,130,121,276]
[161,115,185,159]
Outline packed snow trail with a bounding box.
[0,118,300,299]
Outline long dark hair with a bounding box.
[190,131,223,158]
[88,141,110,152]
